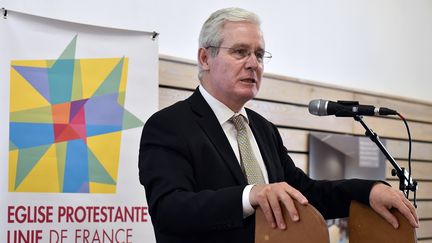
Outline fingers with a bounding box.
[403,194,419,225]
[279,191,299,222]
[250,182,308,230]
[268,191,286,229]
[395,194,419,228]
[257,194,277,228]
[376,205,400,229]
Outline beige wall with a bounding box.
[159,55,432,242]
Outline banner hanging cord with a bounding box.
[151,31,159,41]
[2,8,8,19]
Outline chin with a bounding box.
[237,90,258,102]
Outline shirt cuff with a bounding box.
[242,184,255,218]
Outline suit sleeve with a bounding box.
[138,111,247,235]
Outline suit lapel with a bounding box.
[187,88,246,185]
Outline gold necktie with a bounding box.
[231,115,265,184]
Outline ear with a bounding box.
[198,47,210,71]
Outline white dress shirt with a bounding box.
[199,85,269,217]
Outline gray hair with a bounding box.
[197,8,262,80]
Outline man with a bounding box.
[139,7,418,243]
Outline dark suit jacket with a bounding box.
[139,88,376,243]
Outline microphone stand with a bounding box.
[353,115,417,204]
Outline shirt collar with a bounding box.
[199,85,249,125]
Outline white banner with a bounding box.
[0,10,158,243]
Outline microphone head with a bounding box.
[309,99,398,117]
[308,99,328,116]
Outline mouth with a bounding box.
[240,78,257,84]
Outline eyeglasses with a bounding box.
[206,46,272,64]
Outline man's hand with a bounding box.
[250,182,308,230]
[369,183,419,229]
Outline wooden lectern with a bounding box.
[255,200,416,243]
[255,200,329,243]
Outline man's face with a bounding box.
[202,21,265,111]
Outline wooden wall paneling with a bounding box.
[246,100,354,133]
[415,201,432,219]
[354,93,432,123]
[257,96,432,143]
[386,161,432,181]
[279,130,432,166]
[388,181,432,200]
[159,57,199,89]
[258,76,355,105]
[417,220,432,239]
[250,98,432,142]
[354,116,432,141]
[386,140,432,161]
[278,128,309,152]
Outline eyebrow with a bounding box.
[229,43,265,51]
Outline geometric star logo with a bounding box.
[8,36,144,193]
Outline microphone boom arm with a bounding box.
[353,115,417,201]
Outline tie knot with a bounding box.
[231,115,246,131]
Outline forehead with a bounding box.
[220,21,265,48]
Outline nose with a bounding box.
[244,52,260,70]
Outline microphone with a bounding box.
[308,99,397,117]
